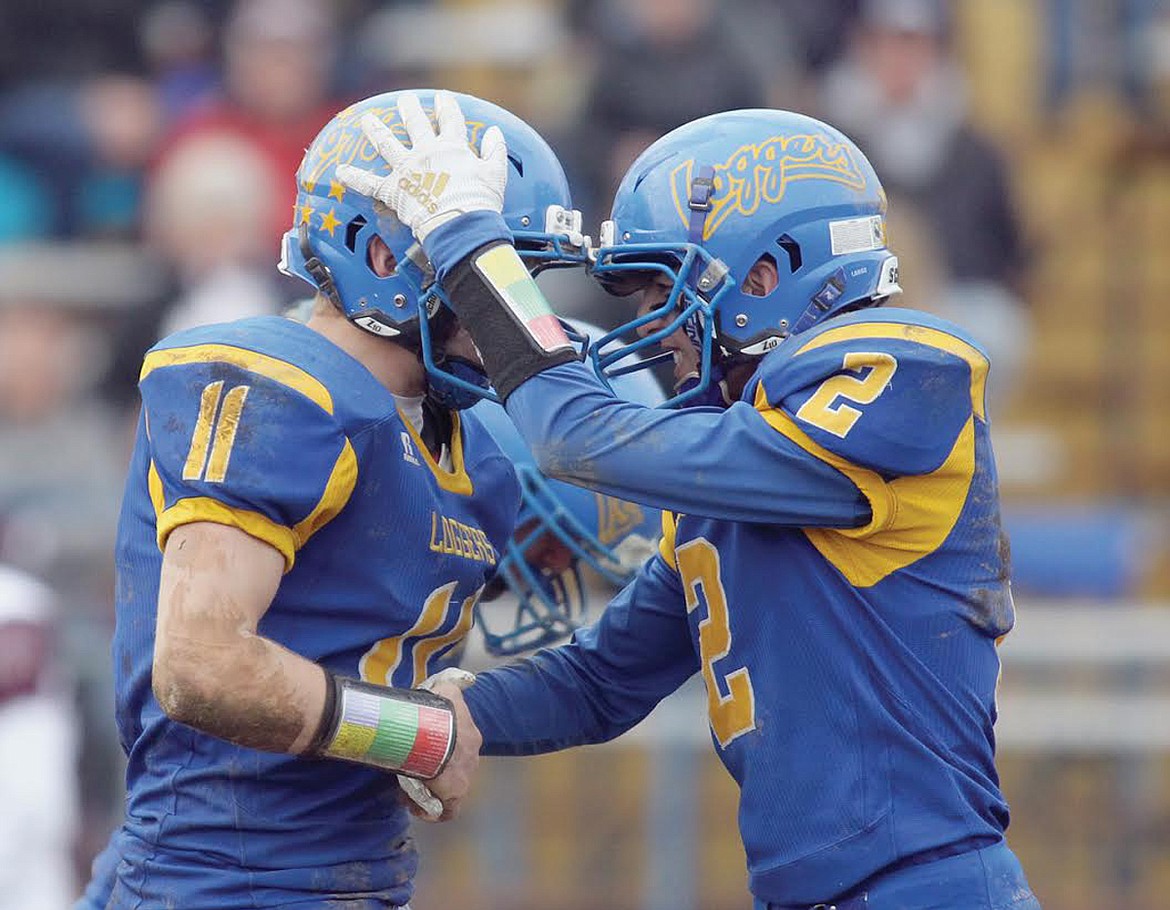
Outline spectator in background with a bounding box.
[139,1,221,125]
[554,0,768,333]
[145,132,283,334]
[728,0,862,110]
[0,154,52,243]
[77,75,163,239]
[566,0,768,225]
[0,266,156,882]
[819,0,1029,413]
[0,565,78,910]
[0,74,161,239]
[0,296,126,582]
[154,0,341,259]
[0,0,143,90]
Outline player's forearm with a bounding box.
[154,633,462,778]
[153,522,327,754]
[439,239,579,399]
[152,629,327,754]
[505,362,871,526]
[467,558,698,754]
[465,649,646,755]
[154,523,462,778]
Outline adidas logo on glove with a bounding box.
[397,171,450,215]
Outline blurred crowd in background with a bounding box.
[1,0,1169,907]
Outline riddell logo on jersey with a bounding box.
[398,170,450,214]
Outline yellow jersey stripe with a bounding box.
[658,510,679,570]
[754,384,976,587]
[155,496,299,573]
[293,438,359,547]
[141,344,335,415]
[398,409,473,496]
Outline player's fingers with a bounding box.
[434,91,468,145]
[359,113,408,168]
[479,125,508,182]
[397,774,443,820]
[397,93,436,151]
[438,797,463,823]
[335,164,384,199]
[420,668,476,692]
[407,801,436,821]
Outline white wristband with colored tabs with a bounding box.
[396,669,477,819]
[314,674,456,780]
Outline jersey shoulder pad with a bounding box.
[139,334,357,569]
[751,309,989,476]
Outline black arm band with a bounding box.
[442,241,579,401]
[306,669,342,756]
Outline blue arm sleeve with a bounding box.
[465,554,698,755]
[505,361,869,526]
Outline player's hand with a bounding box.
[397,668,481,822]
[336,91,507,246]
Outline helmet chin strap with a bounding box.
[685,164,715,285]
[298,222,431,352]
[298,223,341,310]
[679,163,737,402]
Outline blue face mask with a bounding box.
[427,356,492,411]
[674,365,733,408]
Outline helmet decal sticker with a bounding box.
[670,134,869,241]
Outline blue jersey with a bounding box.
[465,308,1015,905]
[84,316,520,909]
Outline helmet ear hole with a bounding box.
[777,234,802,273]
[343,215,366,253]
[366,234,398,278]
[743,254,780,297]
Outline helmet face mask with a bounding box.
[479,462,658,656]
[589,109,902,408]
[470,330,664,656]
[279,89,588,408]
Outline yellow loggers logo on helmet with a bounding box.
[670,134,869,241]
[397,170,450,215]
[302,104,489,190]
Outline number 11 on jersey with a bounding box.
[676,537,756,747]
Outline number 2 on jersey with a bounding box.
[676,538,756,747]
[795,351,897,438]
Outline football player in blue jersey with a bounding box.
[338,92,1042,909]
[77,90,598,910]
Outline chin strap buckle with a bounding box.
[298,223,340,308]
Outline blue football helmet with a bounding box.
[279,89,588,408]
[469,329,664,656]
[590,108,902,408]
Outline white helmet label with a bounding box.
[830,215,886,255]
[353,315,401,336]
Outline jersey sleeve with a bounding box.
[757,318,987,478]
[139,344,358,571]
[465,552,698,755]
[504,361,870,527]
[750,316,992,585]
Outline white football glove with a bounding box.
[336,91,507,246]
[396,667,477,821]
